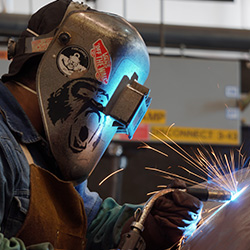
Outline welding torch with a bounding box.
[184,187,232,202]
[112,187,232,250]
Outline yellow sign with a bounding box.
[142,109,166,124]
[150,126,239,145]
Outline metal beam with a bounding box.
[0,13,250,52]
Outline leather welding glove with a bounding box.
[141,179,203,250]
[120,179,203,249]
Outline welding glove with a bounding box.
[141,179,203,250]
[143,179,203,250]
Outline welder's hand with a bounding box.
[143,179,203,250]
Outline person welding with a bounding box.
[0,0,202,249]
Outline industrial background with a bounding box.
[1,0,250,205]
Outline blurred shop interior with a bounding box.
[1,0,250,204]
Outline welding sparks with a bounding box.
[138,142,169,158]
[139,129,250,249]
[142,129,250,196]
[139,126,250,242]
[98,168,124,186]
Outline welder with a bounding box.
[0,0,203,249]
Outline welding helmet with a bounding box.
[5,0,151,184]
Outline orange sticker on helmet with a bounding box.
[90,39,111,84]
[31,37,53,53]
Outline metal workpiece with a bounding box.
[181,169,250,250]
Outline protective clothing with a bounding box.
[4,0,151,183]
[146,179,203,249]
[0,79,139,250]
[37,2,151,183]
[16,163,87,250]
[121,179,203,250]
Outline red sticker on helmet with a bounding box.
[90,39,111,84]
[31,37,53,52]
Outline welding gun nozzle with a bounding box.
[185,187,232,202]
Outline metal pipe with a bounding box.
[1,14,250,52]
[0,13,29,37]
[132,22,250,52]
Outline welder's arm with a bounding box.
[0,234,53,250]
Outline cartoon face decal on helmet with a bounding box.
[57,46,89,78]
[47,77,109,153]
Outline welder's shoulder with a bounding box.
[0,115,30,177]
[0,114,30,234]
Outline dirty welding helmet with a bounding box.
[7,1,151,183]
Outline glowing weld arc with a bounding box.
[231,185,248,201]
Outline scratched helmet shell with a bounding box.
[35,2,151,183]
